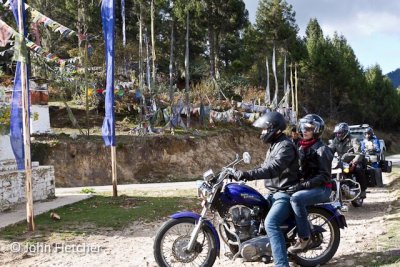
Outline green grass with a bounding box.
[80,188,96,194]
[0,195,199,242]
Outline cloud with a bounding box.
[289,0,400,37]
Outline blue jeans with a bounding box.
[265,192,292,267]
[290,186,332,239]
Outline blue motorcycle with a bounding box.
[153,153,347,266]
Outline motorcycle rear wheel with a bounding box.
[153,217,217,267]
[292,208,340,267]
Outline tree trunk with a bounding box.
[265,56,270,105]
[145,30,151,93]
[208,25,216,79]
[151,0,156,88]
[139,4,143,91]
[169,18,175,103]
[185,11,190,128]
[272,45,278,108]
[207,2,215,79]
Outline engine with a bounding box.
[228,205,258,241]
[222,205,272,262]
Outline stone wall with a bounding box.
[0,160,55,211]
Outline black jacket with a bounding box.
[329,135,362,163]
[299,139,333,188]
[245,134,300,192]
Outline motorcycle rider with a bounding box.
[329,122,368,198]
[361,127,381,168]
[287,114,333,254]
[290,125,301,147]
[233,111,300,267]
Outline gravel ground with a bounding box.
[0,172,397,267]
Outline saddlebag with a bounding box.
[366,167,383,187]
[380,160,392,173]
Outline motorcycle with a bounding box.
[154,152,347,267]
[331,153,363,208]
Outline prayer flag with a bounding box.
[9,0,29,170]
[101,0,116,146]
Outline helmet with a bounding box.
[333,122,349,141]
[364,127,374,139]
[253,111,286,143]
[298,114,325,138]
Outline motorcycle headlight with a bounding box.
[343,162,350,173]
[197,181,212,200]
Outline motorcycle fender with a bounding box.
[316,204,347,229]
[170,211,220,256]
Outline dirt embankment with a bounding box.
[32,128,266,187]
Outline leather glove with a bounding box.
[349,162,356,172]
[287,181,311,193]
[233,170,250,181]
[287,183,304,194]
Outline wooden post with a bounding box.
[184,10,190,128]
[290,64,294,114]
[151,0,156,88]
[18,0,35,231]
[84,34,89,136]
[111,146,117,197]
[295,63,298,120]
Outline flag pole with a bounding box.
[111,146,117,197]
[17,0,35,231]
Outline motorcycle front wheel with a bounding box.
[153,217,218,267]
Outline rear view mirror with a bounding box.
[243,152,251,164]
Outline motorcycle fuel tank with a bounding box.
[221,183,269,207]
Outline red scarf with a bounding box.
[299,138,318,150]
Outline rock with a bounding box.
[50,212,61,220]
[0,199,11,212]
[345,259,355,266]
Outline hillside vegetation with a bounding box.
[1,0,400,130]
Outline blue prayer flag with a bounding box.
[9,0,29,170]
[101,0,116,146]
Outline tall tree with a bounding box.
[202,0,248,79]
[254,0,300,101]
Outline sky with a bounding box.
[243,0,400,74]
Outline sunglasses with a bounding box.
[302,126,315,132]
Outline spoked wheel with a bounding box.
[293,208,340,267]
[153,217,217,267]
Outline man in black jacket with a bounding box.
[290,126,301,147]
[329,122,367,198]
[234,111,300,267]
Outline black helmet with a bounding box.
[253,111,286,143]
[298,114,325,138]
[333,122,349,141]
[364,127,374,139]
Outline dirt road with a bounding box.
[0,166,399,267]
